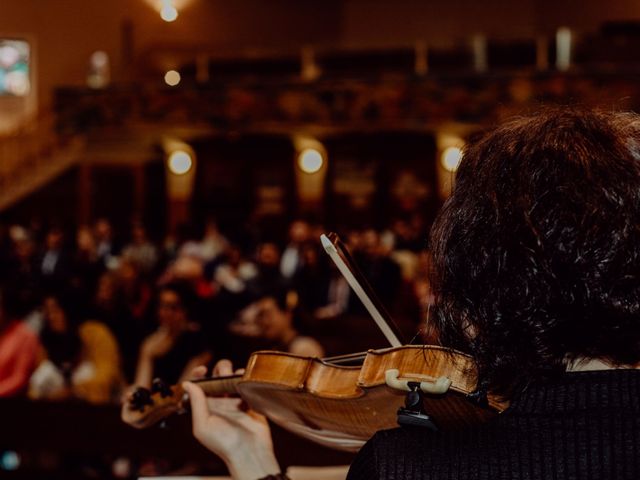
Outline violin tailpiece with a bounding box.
[397,382,439,431]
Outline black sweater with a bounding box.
[347,370,640,479]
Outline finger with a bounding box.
[212,359,234,377]
[234,368,246,375]
[182,381,210,439]
[189,365,208,380]
[120,385,137,405]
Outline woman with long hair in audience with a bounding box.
[30,290,123,404]
[133,282,212,388]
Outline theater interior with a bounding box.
[2,1,640,478]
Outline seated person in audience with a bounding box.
[72,225,103,296]
[118,259,153,322]
[199,217,229,263]
[94,218,120,269]
[29,292,123,404]
[134,282,212,387]
[280,220,311,279]
[291,243,350,321]
[38,226,73,291]
[349,229,403,316]
[213,244,258,295]
[246,243,287,298]
[6,228,39,295]
[229,289,324,358]
[0,287,40,397]
[91,271,141,383]
[121,221,158,277]
[181,110,640,479]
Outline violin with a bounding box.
[122,234,506,452]
[122,345,506,452]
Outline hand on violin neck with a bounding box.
[183,360,280,480]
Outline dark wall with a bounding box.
[324,131,438,231]
[191,134,296,243]
[3,168,79,232]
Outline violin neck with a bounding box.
[192,374,243,396]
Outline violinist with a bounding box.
[183,109,640,479]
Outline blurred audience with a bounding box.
[121,221,158,276]
[0,287,40,397]
[91,271,141,382]
[230,290,324,357]
[280,220,311,279]
[0,215,431,404]
[134,282,212,388]
[29,292,122,403]
[94,218,120,269]
[246,242,287,298]
[39,226,73,291]
[212,244,257,294]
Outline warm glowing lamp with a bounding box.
[164,70,181,86]
[161,5,178,22]
[298,148,324,174]
[168,150,193,175]
[441,146,463,172]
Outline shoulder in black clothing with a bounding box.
[348,370,640,480]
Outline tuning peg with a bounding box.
[151,378,173,398]
[130,387,154,411]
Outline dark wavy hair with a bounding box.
[430,109,640,400]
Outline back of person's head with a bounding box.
[430,109,640,399]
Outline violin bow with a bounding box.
[320,232,405,348]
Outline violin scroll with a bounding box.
[121,380,186,429]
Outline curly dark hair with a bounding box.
[430,109,640,400]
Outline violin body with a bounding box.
[238,345,504,451]
[123,345,506,452]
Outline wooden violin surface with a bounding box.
[122,345,506,452]
[238,346,505,451]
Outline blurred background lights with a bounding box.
[0,451,20,471]
[90,51,108,68]
[441,146,463,172]
[164,70,181,86]
[168,150,193,175]
[161,5,178,22]
[87,51,110,89]
[0,45,19,67]
[298,148,324,173]
[160,0,178,21]
[4,70,30,96]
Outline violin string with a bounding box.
[321,351,368,364]
[406,301,430,345]
[192,373,242,384]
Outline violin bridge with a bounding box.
[384,369,452,395]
